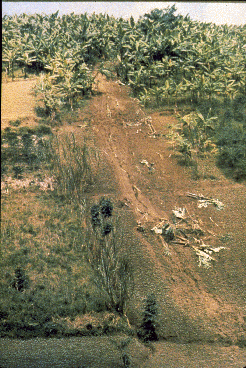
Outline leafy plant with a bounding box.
[11,268,29,292]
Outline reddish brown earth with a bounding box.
[1,75,246,366]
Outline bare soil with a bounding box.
[1,75,246,367]
[1,78,38,128]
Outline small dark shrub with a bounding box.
[91,205,101,228]
[12,165,23,179]
[36,125,52,135]
[12,268,29,292]
[102,223,113,236]
[9,119,22,127]
[162,224,175,241]
[99,197,113,218]
[138,293,158,342]
[122,353,131,367]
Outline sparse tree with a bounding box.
[87,198,133,316]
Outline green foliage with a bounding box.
[169,110,218,169]
[216,124,246,180]
[11,268,29,292]
[9,119,22,127]
[1,126,53,175]
[99,197,114,218]
[3,10,245,105]
[138,293,159,342]
[0,188,100,337]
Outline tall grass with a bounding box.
[86,198,134,317]
[47,133,100,202]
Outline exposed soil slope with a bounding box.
[70,73,246,344]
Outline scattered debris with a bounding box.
[172,207,186,219]
[192,246,216,268]
[150,205,227,268]
[140,159,155,172]
[151,219,166,235]
[145,116,157,136]
[192,240,226,268]
[159,235,171,256]
[187,192,224,210]
[124,116,158,136]
[1,175,56,193]
[77,123,88,128]
[132,185,142,199]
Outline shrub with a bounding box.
[138,293,158,342]
[99,197,114,218]
[216,124,246,180]
[11,268,29,292]
[91,205,101,228]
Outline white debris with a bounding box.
[187,192,224,210]
[150,205,228,269]
[172,207,186,219]
[192,246,215,268]
[1,175,56,193]
[151,226,163,235]
[140,159,155,171]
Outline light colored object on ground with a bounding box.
[1,176,55,193]
[151,205,227,268]
[172,207,186,219]
[140,159,155,172]
[187,192,224,210]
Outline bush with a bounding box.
[216,124,246,180]
[99,197,114,218]
[11,268,29,292]
[138,293,159,342]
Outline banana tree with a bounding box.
[16,50,36,78]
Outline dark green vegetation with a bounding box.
[2,5,246,178]
[169,96,246,180]
[138,294,159,343]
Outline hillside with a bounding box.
[74,73,246,342]
[1,74,246,367]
